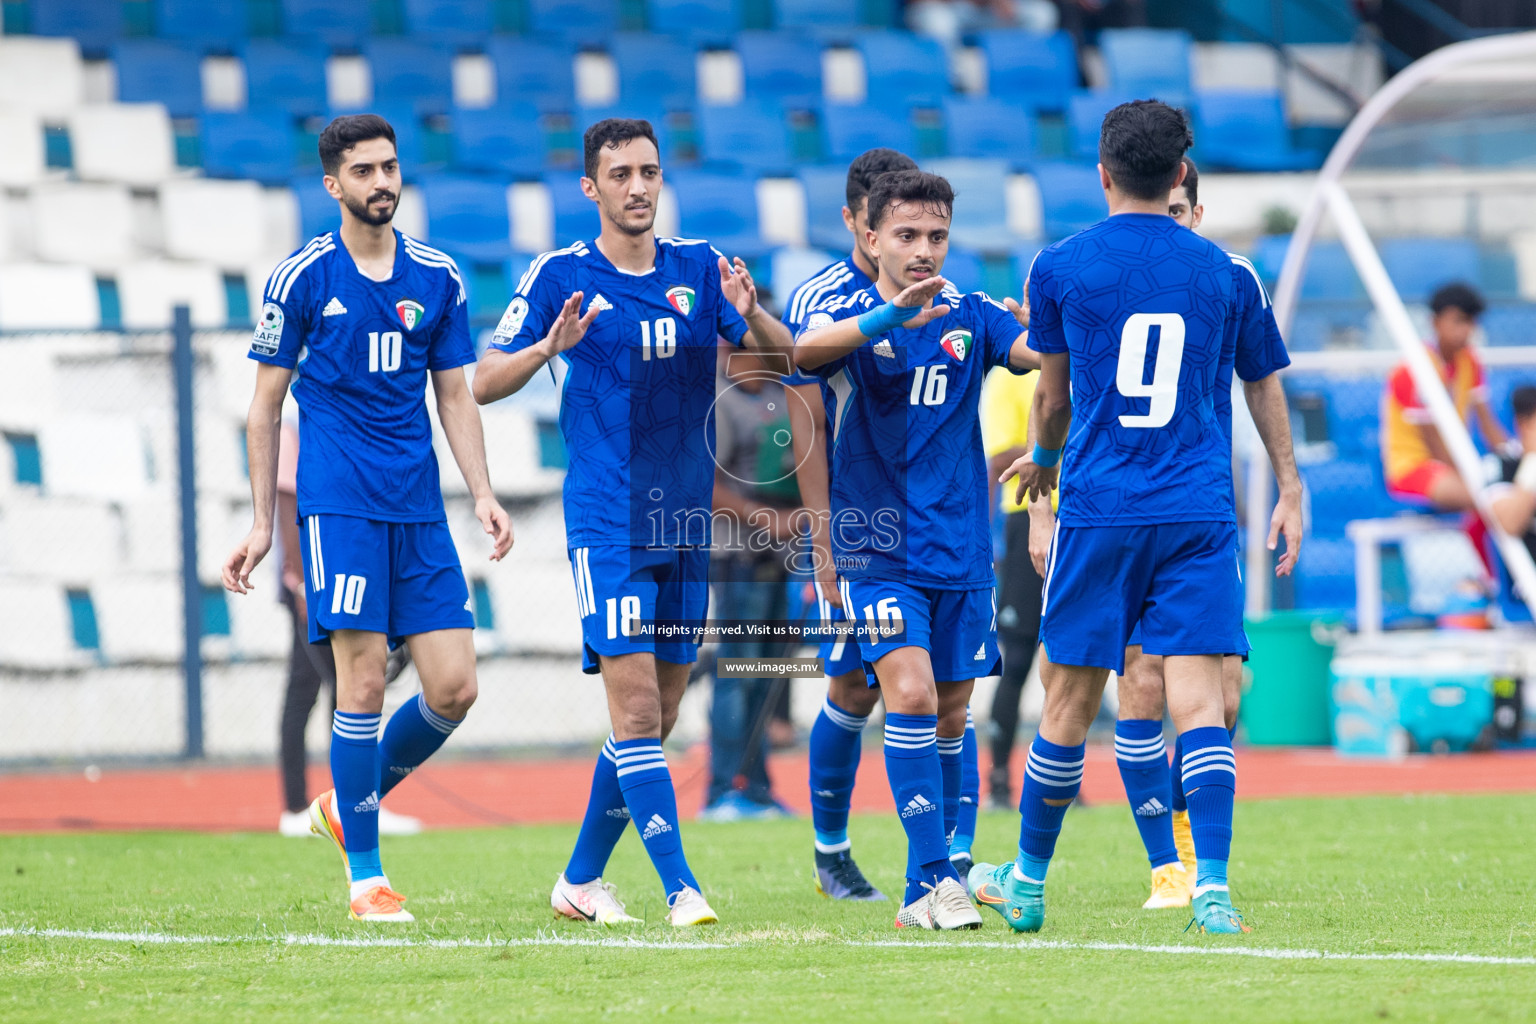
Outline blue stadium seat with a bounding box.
[363,40,455,116]
[202,109,295,183]
[1479,245,1519,300]
[1011,241,1044,294]
[735,31,822,110]
[420,175,513,262]
[1194,91,1318,172]
[797,164,851,251]
[978,31,1077,114]
[610,33,698,110]
[452,106,547,178]
[1032,161,1106,239]
[32,0,124,54]
[1378,238,1481,303]
[1099,28,1191,104]
[942,96,1034,167]
[823,104,917,165]
[323,104,429,171]
[528,0,620,44]
[1252,236,1364,302]
[647,0,743,44]
[942,247,985,294]
[401,0,493,43]
[1482,304,1536,348]
[575,103,677,162]
[154,0,247,47]
[697,103,794,173]
[113,40,202,119]
[775,0,857,30]
[487,39,577,113]
[923,158,1011,251]
[666,169,767,259]
[1067,90,1139,161]
[280,0,371,46]
[545,172,599,246]
[1304,459,1379,538]
[241,40,328,117]
[293,175,342,239]
[855,31,948,109]
[1291,536,1356,612]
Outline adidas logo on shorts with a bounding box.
[974,643,987,660]
[1134,798,1169,817]
[641,813,673,839]
[900,794,937,819]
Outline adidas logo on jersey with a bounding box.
[974,643,987,660]
[322,297,348,317]
[605,807,632,820]
[588,293,614,312]
[354,791,381,813]
[872,340,895,359]
[1134,798,1169,818]
[900,794,937,818]
[641,813,673,839]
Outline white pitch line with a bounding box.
[2,927,1534,967]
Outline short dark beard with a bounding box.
[607,201,655,237]
[342,189,396,227]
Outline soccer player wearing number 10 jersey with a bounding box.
[983,101,1303,936]
[473,119,794,927]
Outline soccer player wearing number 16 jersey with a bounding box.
[474,119,794,927]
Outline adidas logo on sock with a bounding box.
[641,813,673,839]
[353,791,380,813]
[1134,797,1169,817]
[872,339,895,359]
[322,297,348,317]
[900,794,937,818]
[605,807,631,820]
[388,765,414,777]
[813,788,835,798]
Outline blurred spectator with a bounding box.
[1055,0,1145,48]
[908,0,1059,54]
[1486,384,1536,623]
[1382,282,1508,512]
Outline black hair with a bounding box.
[1099,99,1193,202]
[865,170,954,232]
[583,118,660,178]
[1178,154,1199,207]
[846,148,919,214]
[1513,385,1536,421]
[1429,281,1486,320]
[318,114,396,176]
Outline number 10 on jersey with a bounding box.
[368,331,402,373]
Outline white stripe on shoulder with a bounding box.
[266,235,331,302]
[1228,252,1270,308]
[403,235,467,305]
[273,237,335,304]
[976,291,1009,311]
[516,243,588,296]
[790,264,854,323]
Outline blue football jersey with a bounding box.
[1028,213,1271,527]
[806,284,1027,589]
[488,237,750,549]
[249,230,474,523]
[779,256,873,389]
[1219,250,1291,441]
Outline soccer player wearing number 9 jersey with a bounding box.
[473,119,794,927]
[984,101,1303,937]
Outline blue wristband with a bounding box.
[1031,443,1063,468]
[855,300,922,338]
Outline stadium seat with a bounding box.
[2,495,119,581]
[1379,238,1482,303]
[855,31,948,109]
[646,0,743,44]
[31,183,136,268]
[0,265,101,330]
[1304,458,1380,538]
[321,104,429,171]
[665,169,767,258]
[1194,91,1318,172]
[1032,161,1106,239]
[978,30,1077,114]
[545,173,600,246]
[39,415,150,501]
[610,33,699,110]
[1482,304,1536,348]
[823,103,917,165]
[486,38,577,113]
[942,247,985,294]
[527,0,620,44]
[280,0,372,46]
[241,40,329,117]
[363,41,456,116]
[0,110,47,187]
[923,158,1012,251]
[0,582,78,669]
[942,96,1035,167]
[201,109,295,184]
[735,31,822,110]
[116,261,229,329]
[112,40,202,119]
[153,0,247,46]
[94,577,184,663]
[0,38,86,119]
[1067,90,1141,161]
[160,180,269,267]
[1290,536,1356,612]
[767,245,837,300]
[68,104,177,186]
[401,0,494,43]
[797,164,850,251]
[1099,28,1192,105]
[452,106,548,178]
[479,407,566,498]
[420,176,514,263]
[31,0,124,54]
[696,102,794,173]
[1252,236,1365,302]
[775,0,857,30]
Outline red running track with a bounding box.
[1,745,1534,834]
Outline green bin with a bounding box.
[1239,612,1338,746]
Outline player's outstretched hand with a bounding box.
[1000,452,1058,506]
[477,494,514,561]
[1004,289,1030,329]
[1269,486,1302,577]
[718,256,760,319]
[892,276,951,329]
[542,291,599,357]
[221,527,272,595]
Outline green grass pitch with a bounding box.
[3,793,1535,1022]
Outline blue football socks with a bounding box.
[612,738,699,900]
[1179,726,1237,892]
[952,708,980,857]
[565,734,629,884]
[378,694,460,797]
[1014,735,1085,884]
[808,696,867,852]
[884,712,956,905]
[1115,719,1180,869]
[331,710,383,885]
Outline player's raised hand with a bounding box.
[542,291,599,356]
[1000,452,1058,506]
[221,527,272,595]
[477,494,515,561]
[1269,486,1303,577]
[718,256,760,318]
[892,275,951,329]
[1004,288,1030,328]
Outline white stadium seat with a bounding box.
[0,581,79,668]
[0,264,101,330]
[228,587,291,659]
[0,196,20,262]
[480,406,564,498]
[0,38,85,118]
[160,179,268,267]
[0,494,120,582]
[68,103,177,186]
[1193,43,1282,93]
[0,109,48,187]
[93,575,183,662]
[0,341,62,431]
[116,260,227,329]
[485,558,583,654]
[30,182,137,268]
[38,414,150,500]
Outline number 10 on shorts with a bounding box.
[331,574,367,615]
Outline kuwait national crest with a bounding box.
[665,285,695,316]
[940,328,972,362]
[395,298,425,331]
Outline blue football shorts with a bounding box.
[1127,533,1250,661]
[812,580,865,678]
[569,545,709,674]
[841,578,1001,684]
[300,513,473,646]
